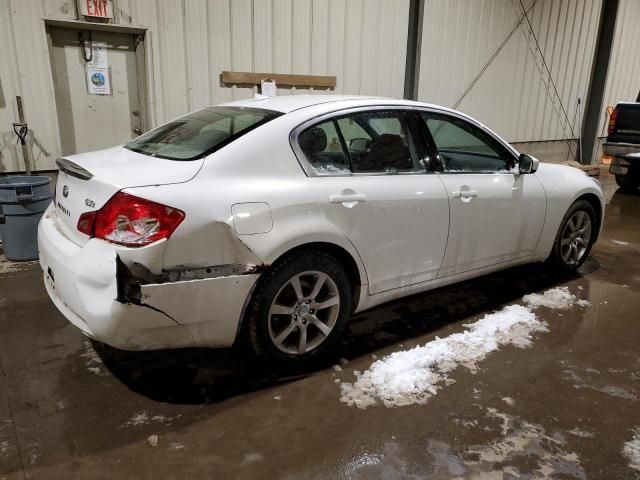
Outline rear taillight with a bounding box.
[76,192,185,247]
[608,107,618,135]
[77,211,96,236]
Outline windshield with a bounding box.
[124,106,281,160]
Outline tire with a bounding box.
[615,174,639,192]
[548,199,598,273]
[243,250,352,365]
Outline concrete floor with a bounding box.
[1,177,639,479]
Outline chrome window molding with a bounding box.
[289,104,520,178]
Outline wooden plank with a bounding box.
[221,71,336,88]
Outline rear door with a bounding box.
[418,111,546,277]
[295,109,450,294]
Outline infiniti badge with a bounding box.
[62,185,69,198]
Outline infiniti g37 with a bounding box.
[39,95,603,363]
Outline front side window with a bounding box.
[297,110,425,175]
[421,113,514,172]
[125,107,281,160]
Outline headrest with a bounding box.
[299,127,328,155]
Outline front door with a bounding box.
[296,109,450,294]
[48,27,144,155]
[419,111,546,277]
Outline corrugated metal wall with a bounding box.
[418,0,603,144]
[1,0,640,172]
[0,0,410,171]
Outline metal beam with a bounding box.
[580,0,620,164]
[403,0,424,100]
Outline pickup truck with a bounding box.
[603,102,640,191]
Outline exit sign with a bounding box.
[79,0,113,18]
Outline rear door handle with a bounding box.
[452,190,478,199]
[330,194,366,204]
[330,194,366,203]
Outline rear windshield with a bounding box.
[124,106,281,160]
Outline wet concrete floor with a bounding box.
[1,177,640,479]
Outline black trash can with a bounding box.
[0,176,52,261]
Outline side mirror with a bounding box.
[518,154,539,174]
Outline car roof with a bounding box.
[220,94,446,114]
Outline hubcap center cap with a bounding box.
[296,304,310,317]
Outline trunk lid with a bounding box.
[54,146,203,246]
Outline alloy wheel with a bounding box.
[560,210,592,265]
[267,270,340,355]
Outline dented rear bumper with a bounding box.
[38,205,260,350]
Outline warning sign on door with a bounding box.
[86,67,111,95]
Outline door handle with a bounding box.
[329,194,366,204]
[452,190,478,199]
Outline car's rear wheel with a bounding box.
[548,199,597,272]
[244,250,352,364]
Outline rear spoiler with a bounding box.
[56,158,93,180]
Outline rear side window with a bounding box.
[297,119,351,175]
[297,110,425,175]
[125,107,281,160]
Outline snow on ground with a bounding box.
[611,239,630,246]
[623,429,640,472]
[522,287,585,310]
[340,287,585,408]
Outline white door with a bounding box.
[296,110,450,294]
[419,112,546,277]
[48,27,145,155]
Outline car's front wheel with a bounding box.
[244,250,352,364]
[548,199,597,272]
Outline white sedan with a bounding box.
[39,95,603,363]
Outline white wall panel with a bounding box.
[0,0,410,171]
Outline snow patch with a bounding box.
[341,287,585,408]
[501,396,515,406]
[568,428,595,438]
[340,304,545,408]
[242,453,264,464]
[523,286,582,310]
[612,239,629,246]
[623,429,640,472]
[123,411,173,427]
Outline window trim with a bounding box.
[417,111,519,175]
[290,106,432,177]
[289,105,519,177]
